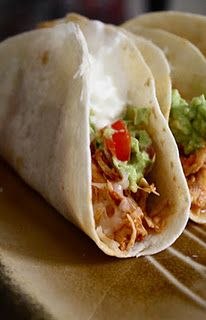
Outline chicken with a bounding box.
[181,147,206,177]
[92,173,158,251]
[92,159,106,183]
[181,147,206,213]
[188,166,206,211]
[91,142,160,251]
[94,149,121,181]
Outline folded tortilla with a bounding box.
[124,11,206,57]
[122,31,171,120]
[0,21,190,257]
[122,23,206,103]
[39,13,172,120]
[122,19,206,224]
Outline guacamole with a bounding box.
[113,135,153,193]
[91,106,154,193]
[169,90,206,155]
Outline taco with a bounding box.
[0,21,190,257]
[122,21,206,224]
[123,11,206,57]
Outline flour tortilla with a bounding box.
[125,11,206,57]
[0,22,190,257]
[122,20,206,224]
[39,13,172,121]
[121,30,172,120]
[122,24,206,106]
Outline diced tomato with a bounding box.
[105,120,131,161]
[111,120,126,131]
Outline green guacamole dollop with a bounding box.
[113,106,153,193]
[112,134,153,193]
[169,90,206,155]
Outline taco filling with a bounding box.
[90,106,164,251]
[169,90,206,218]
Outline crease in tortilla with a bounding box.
[0,21,190,257]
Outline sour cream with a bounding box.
[88,47,127,129]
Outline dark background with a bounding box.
[0,0,206,41]
[0,0,206,319]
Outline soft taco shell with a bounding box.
[121,30,172,120]
[124,11,206,57]
[39,13,172,120]
[122,21,206,224]
[122,23,206,115]
[0,21,190,257]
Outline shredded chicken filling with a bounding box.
[181,147,206,215]
[92,149,163,251]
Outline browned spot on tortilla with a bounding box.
[162,127,166,132]
[41,51,49,65]
[66,14,83,24]
[16,156,24,170]
[144,78,150,87]
[37,20,58,29]
[173,176,176,182]
[170,161,174,169]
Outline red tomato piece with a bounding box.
[111,120,125,131]
[106,120,131,161]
